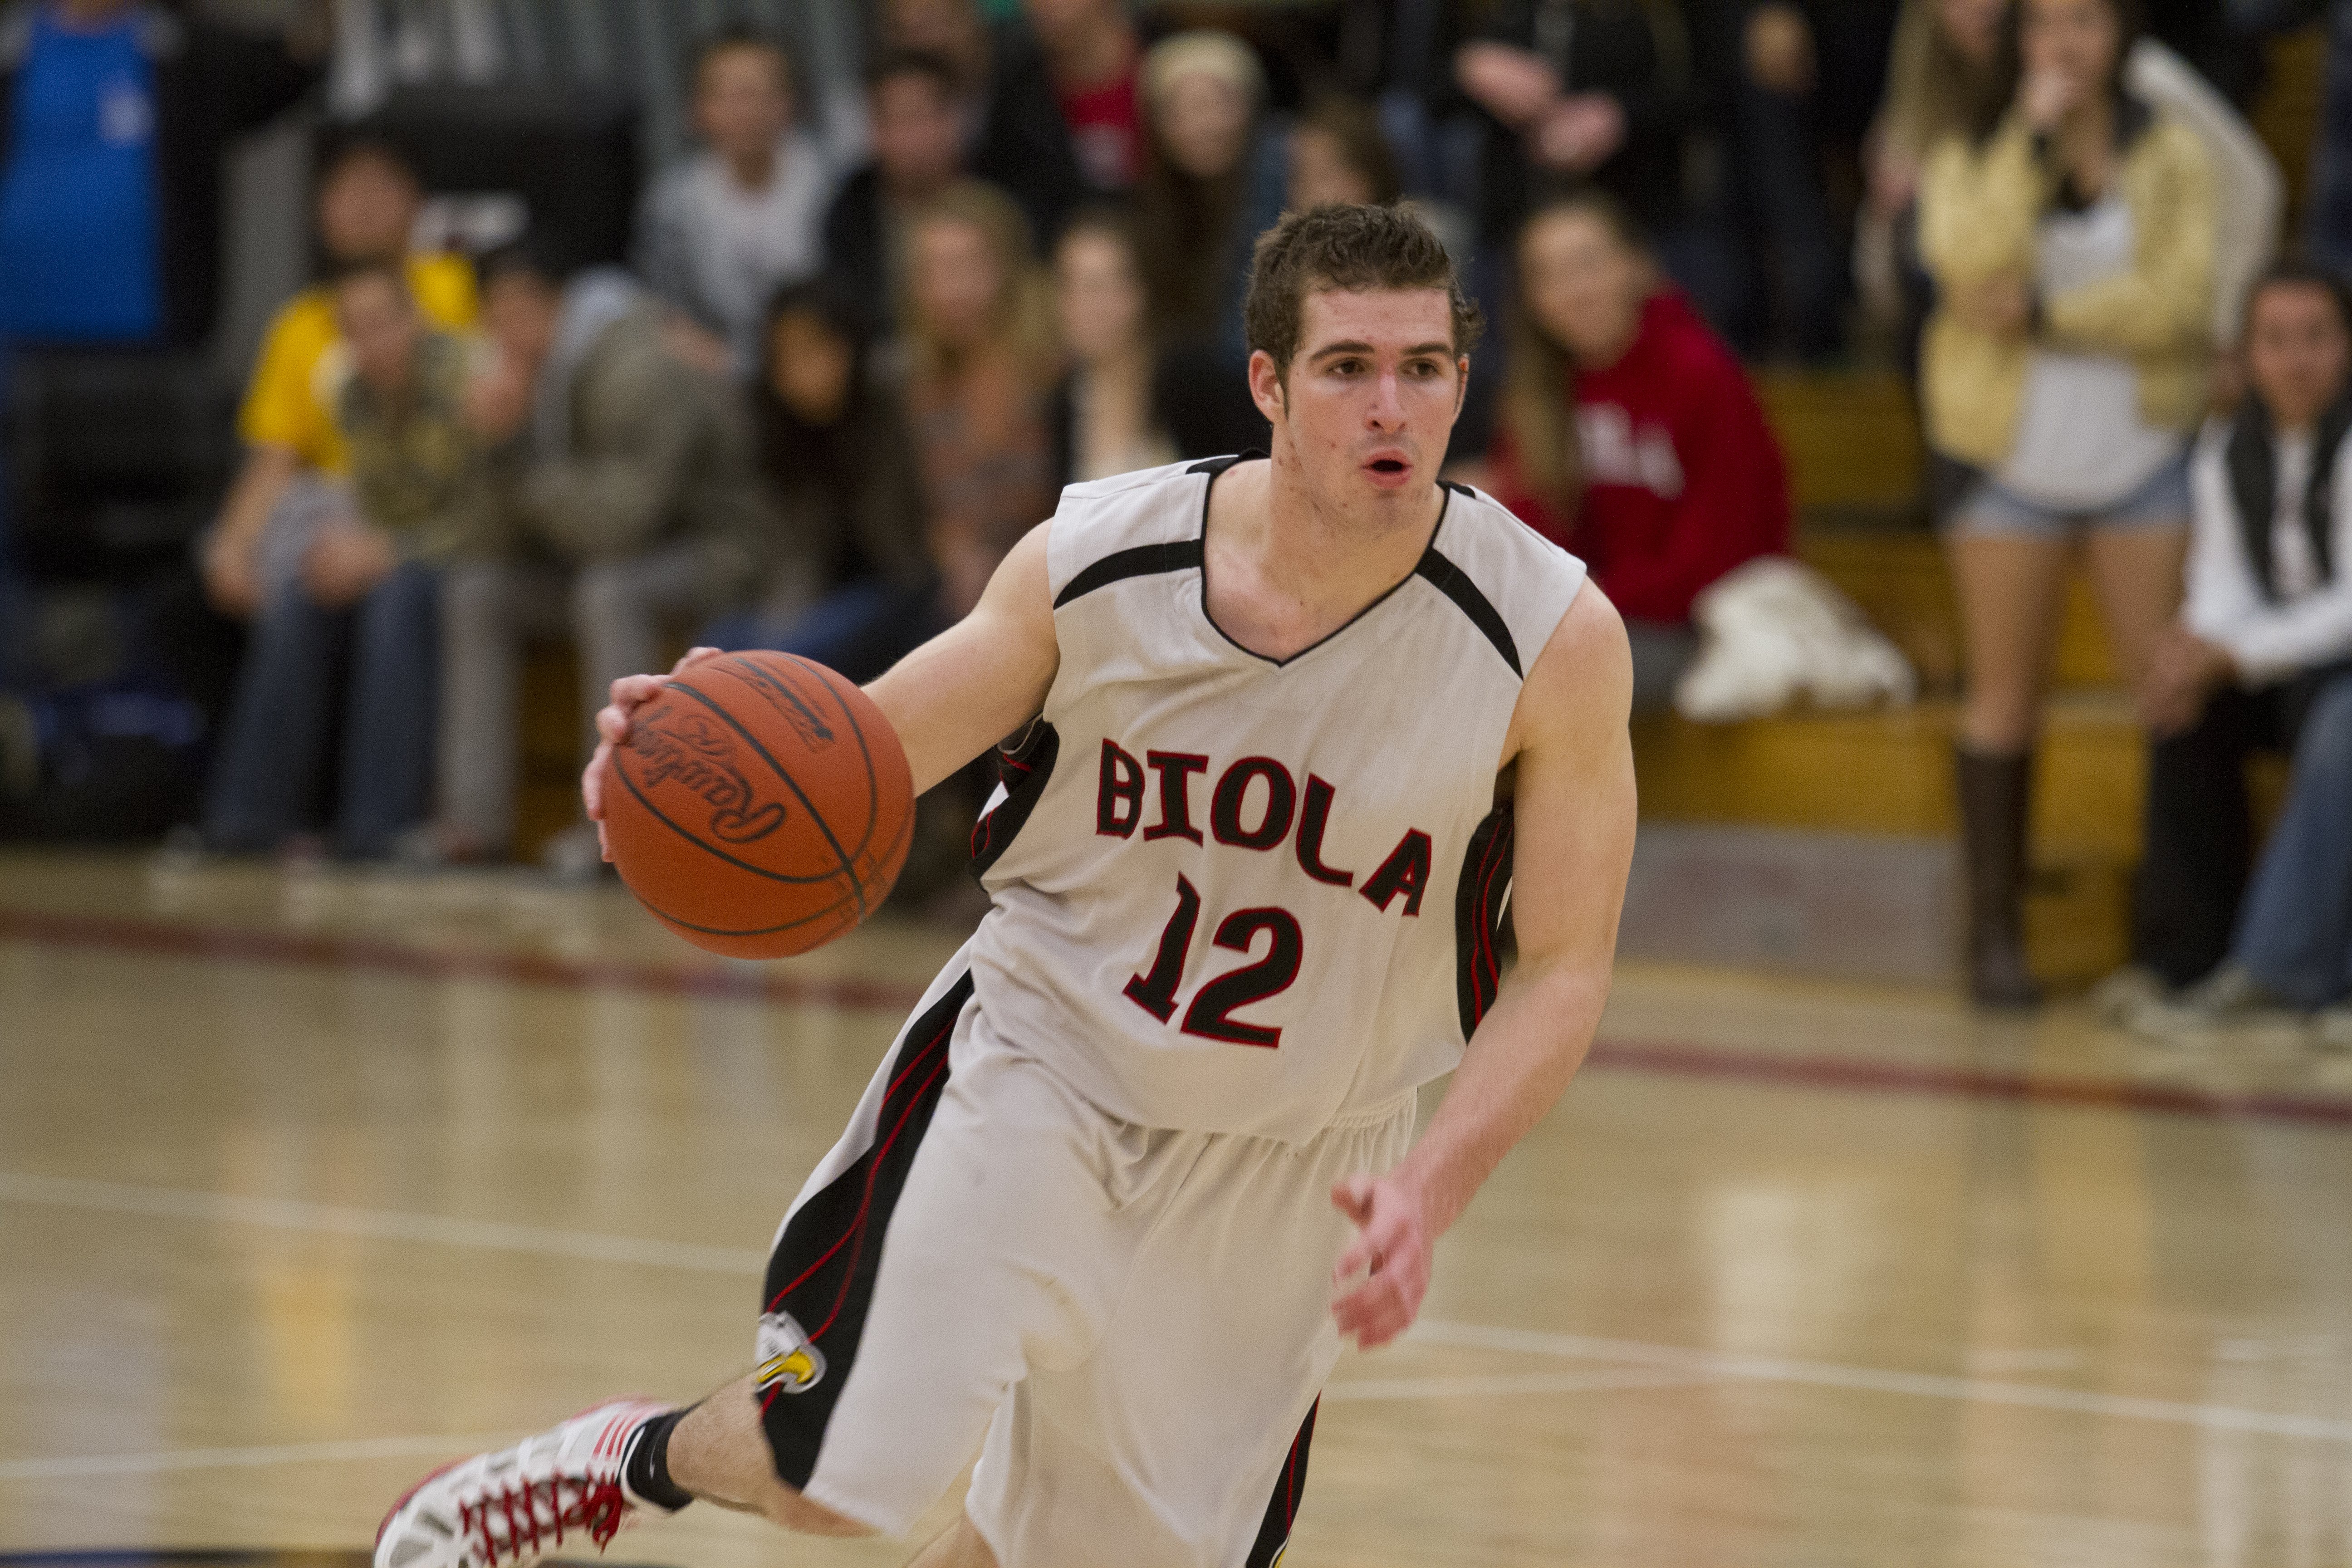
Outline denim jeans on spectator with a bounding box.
[438,547,713,852]
[202,559,439,858]
[2136,663,2352,995]
[2233,669,2352,1007]
[703,578,944,688]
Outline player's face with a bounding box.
[1255,286,1464,506]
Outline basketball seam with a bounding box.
[727,655,892,903]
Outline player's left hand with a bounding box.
[1330,1174,1435,1350]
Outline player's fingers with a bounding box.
[597,821,612,863]
[582,745,608,821]
[1333,1277,1408,1347]
[1333,1228,1379,1287]
[1330,1176,1373,1221]
[671,646,723,676]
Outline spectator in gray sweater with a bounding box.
[634,27,863,380]
[431,239,774,873]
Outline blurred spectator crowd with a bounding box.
[0,0,2349,1030]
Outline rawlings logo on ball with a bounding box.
[632,712,789,844]
[728,656,836,750]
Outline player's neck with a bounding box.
[1203,458,1443,661]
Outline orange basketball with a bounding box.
[600,652,914,958]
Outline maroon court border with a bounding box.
[7,906,2351,1127]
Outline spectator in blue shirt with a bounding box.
[0,0,321,348]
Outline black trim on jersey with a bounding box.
[969,720,1061,876]
[1053,456,1267,608]
[1199,468,1456,669]
[1053,540,1205,608]
[1186,450,1265,476]
[758,973,973,1490]
[1439,479,1478,499]
[1415,549,1523,677]
[1245,1399,1320,1568]
[1454,803,1515,1037]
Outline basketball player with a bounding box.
[374,204,1636,1568]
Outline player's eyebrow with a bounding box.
[1307,340,1455,362]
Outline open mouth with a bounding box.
[1368,458,1407,476]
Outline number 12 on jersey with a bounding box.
[1122,875,1303,1048]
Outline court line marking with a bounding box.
[0,1434,525,1482]
[0,1171,767,1276]
[1404,1320,2352,1443]
[0,1380,1719,1480]
[9,1171,2352,1447]
[1324,1368,1716,1403]
[10,907,2352,1124]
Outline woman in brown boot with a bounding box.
[1916,0,2217,1004]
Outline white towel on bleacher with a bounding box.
[1673,558,1917,723]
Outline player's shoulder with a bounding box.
[1044,456,1225,607]
[1424,480,1590,679]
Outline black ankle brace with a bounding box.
[620,1406,696,1513]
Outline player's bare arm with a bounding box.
[583,524,1060,841]
[1332,581,1637,1348]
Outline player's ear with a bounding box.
[1247,348,1287,425]
[1454,357,1470,416]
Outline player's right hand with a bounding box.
[583,646,727,859]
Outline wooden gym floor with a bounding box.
[5,848,2352,1567]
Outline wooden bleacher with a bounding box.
[514,28,2327,975]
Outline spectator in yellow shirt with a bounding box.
[200,133,475,615]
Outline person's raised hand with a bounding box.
[1454,41,1564,128]
[2021,65,2079,133]
[1534,94,1627,173]
[582,646,729,858]
[1330,1173,1436,1351]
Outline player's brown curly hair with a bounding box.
[1243,204,1482,382]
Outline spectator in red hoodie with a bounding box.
[1478,191,1793,708]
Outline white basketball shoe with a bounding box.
[375,1399,673,1568]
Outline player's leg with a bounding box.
[902,1518,1001,1568]
[967,1094,1419,1568]
[648,1379,1003,1561]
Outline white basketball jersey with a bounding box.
[963,456,1589,1142]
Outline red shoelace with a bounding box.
[459,1474,627,1565]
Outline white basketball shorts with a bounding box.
[750,956,1416,1568]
